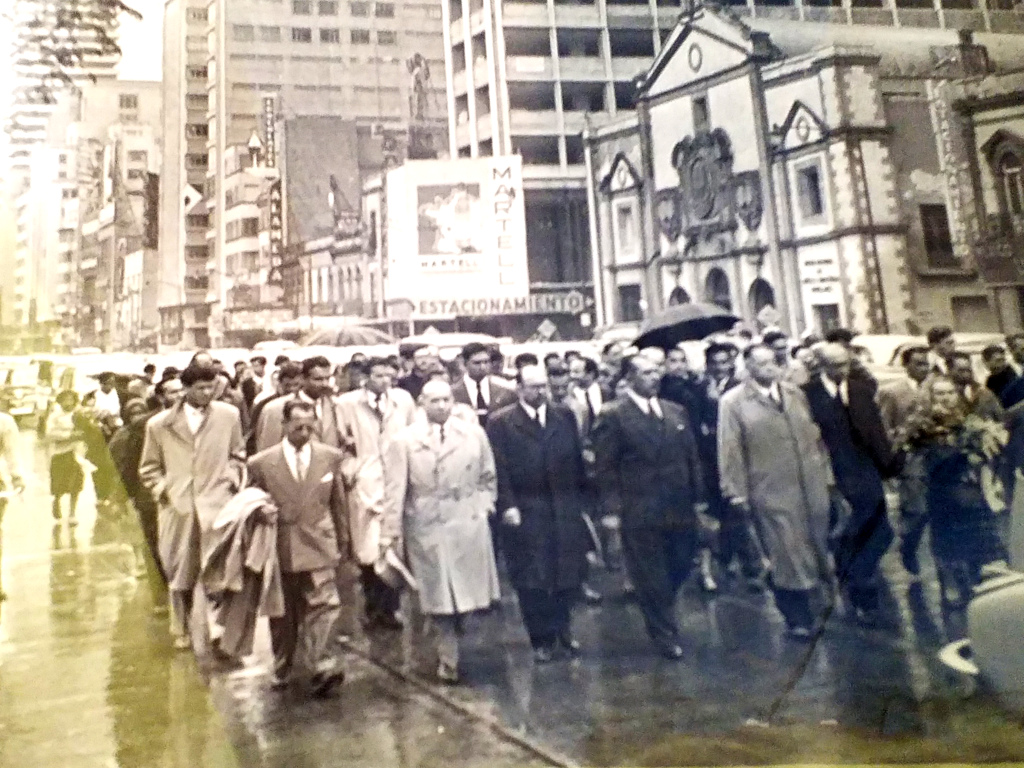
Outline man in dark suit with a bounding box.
[246,361,303,456]
[248,400,349,697]
[804,343,901,624]
[487,365,590,662]
[452,342,517,428]
[592,353,706,659]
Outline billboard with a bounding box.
[385,156,529,316]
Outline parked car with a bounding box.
[0,360,46,425]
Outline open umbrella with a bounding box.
[301,325,397,346]
[634,302,739,349]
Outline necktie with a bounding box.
[295,449,307,482]
[372,394,384,427]
[438,423,446,445]
[475,381,487,412]
[649,398,661,419]
[586,392,596,423]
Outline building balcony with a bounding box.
[503,3,550,27]
[610,55,651,81]
[552,4,602,27]
[476,114,494,142]
[975,215,1024,284]
[506,55,554,81]
[558,56,607,81]
[509,109,559,134]
[605,5,656,29]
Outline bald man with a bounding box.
[803,343,901,626]
[382,379,501,684]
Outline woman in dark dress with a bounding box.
[901,375,1009,640]
[76,392,123,510]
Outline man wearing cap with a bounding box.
[452,342,517,428]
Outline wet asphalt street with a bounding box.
[2,430,1024,767]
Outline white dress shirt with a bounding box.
[753,381,782,404]
[93,388,121,419]
[819,375,849,406]
[297,390,323,422]
[626,389,663,418]
[464,375,491,406]
[281,438,312,482]
[575,383,603,416]
[520,401,547,428]
[183,402,207,434]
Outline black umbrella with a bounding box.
[634,302,739,349]
[301,325,396,346]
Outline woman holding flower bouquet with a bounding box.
[900,376,1009,639]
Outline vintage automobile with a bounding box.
[0,359,46,425]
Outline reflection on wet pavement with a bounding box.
[3,432,1024,767]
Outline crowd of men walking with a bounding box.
[1,323,1021,697]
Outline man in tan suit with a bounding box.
[248,399,348,697]
[383,379,501,683]
[255,356,341,452]
[139,363,246,649]
[335,357,416,631]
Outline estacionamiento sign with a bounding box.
[385,156,529,317]
[418,291,587,318]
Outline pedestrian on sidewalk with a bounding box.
[0,402,26,523]
[139,363,246,650]
[487,365,589,662]
[335,357,416,632]
[45,390,85,525]
[383,379,501,684]
[248,400,349,697]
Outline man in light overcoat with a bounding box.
[382,379,501,683]
[335,356,416,630]
[255,356,342,453]
[248,399,349,697]
[139,363,246,649]
[718,344,835,640]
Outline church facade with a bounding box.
[584,6,1024,335]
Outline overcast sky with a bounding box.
[118,8,163,82]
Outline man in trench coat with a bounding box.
[248,399,349,697]
[486,365,590,662]
[718,344,835,639]
[139,363,246,649]
[592,353,706,660]
[382,379,501,683]
[335,356,416,630]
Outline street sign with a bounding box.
[416,290,587,318]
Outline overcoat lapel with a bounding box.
[167,403,194,445]
[510,404,543,442]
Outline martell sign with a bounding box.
[418,290,587,318]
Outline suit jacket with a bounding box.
[877,378,926,441]
[255,393,342,453]
[964,384,1004,422]
[452,375,517,426]
[592,396,705,530]
[486,402,589,591]
[334,387,417,564]
[803,377,899,512]
[383,416,500,614]
[247,442,348,573]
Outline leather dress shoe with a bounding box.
[437,662,459,684]
[367,612,404,631]
[786,625,814,641]
[558,634,582,657]
[581,584,602,604]
[660,644,684,660]
[533,646,555,664]
[269,673,289,691]
[310,669,345,698]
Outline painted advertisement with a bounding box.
[386,156,529,316]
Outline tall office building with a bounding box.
[441,0,678,309]
[160,0,447,347]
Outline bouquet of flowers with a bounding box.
[898,411,1009,512]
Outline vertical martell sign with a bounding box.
[262,95,277,169]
